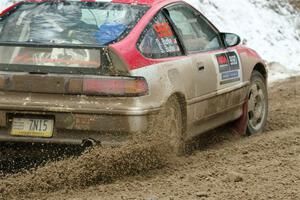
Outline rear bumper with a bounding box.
[0,128,131,146]
[0,109,160,146]
[0,91,162,115]
[0,102,161,116]
[0,91,163,145]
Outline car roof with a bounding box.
[24,0,183,7]
[111,0,171,6]
[1,0,184,16]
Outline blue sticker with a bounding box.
[94,23,127,45]
[222,71,239,80]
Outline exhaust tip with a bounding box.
[81,139,99,148]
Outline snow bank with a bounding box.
[186,0,300,81]
[1,0,300,81]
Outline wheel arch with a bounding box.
[169,92,187,133]
[253,62,267,83]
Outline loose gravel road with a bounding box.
[0,76,299,200]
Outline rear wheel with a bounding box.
[149,96,185,155]
[247,71,268,135]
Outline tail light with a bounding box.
[68,77,148,97]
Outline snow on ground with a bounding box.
[1,0,300,81]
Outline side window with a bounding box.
[166,5,221,53]
[137,12,183,59]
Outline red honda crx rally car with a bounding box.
[0,0,268,154]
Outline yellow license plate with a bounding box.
[11,118,54,138]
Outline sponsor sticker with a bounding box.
[216,53,230,73]
[216,51,241,85]
[153,22,174,38]
[160,38,180,53]
[152,22,180,53]
[222,71,239,80]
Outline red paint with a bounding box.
[112,0,163,6]
[2,0,233,72]
[109,0,185,70]
[234,45,261,59]
[25,0,48,2]
[232,100,248,135]
[109,0,234,71]
[0,2,23,17]
[24,0,160,4]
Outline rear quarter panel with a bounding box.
[130,57,194,109]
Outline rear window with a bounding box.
[0,1,148,45]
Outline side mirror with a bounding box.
[221,33,241,47]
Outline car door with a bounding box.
[136,11,198,103]
[164,4,226,121]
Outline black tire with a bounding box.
[246,71,268,135]
[149,96,185,155]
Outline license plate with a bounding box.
[11,118,54,138]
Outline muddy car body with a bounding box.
[0,0,268,151]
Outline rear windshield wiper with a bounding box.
[27,39,56,44]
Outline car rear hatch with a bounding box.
[0,42,149,140]
[0,1,151,142]
[0,0,150,100]
[0,42,148,100]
